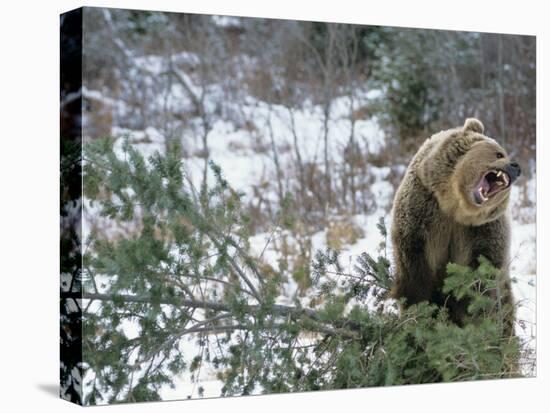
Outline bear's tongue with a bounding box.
[474,177,490,204]
[480,176,491,193]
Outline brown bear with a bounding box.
[390,118,520,336]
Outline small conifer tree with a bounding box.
[70,138,525,404]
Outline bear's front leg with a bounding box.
[390,180,440,308]
[391,228,435,307]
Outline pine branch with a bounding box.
[70,292,360,338]
[206,233,262,300]
[73,291,313,317]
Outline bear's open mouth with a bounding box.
[473,170,510,205]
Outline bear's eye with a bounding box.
[496,152,504,159]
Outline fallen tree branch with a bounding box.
[65,291,315,317]
[62,291,360,339]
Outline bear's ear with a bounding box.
[463,118,484,134]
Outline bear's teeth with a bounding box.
[479,187,488,201]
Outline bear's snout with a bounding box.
[505,161,521,183]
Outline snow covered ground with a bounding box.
[82,52,536,401]
[160,175,536,399]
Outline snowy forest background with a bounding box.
[64,8,536,404]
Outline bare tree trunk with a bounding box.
[267,105,285,204]
[323,101,331,212]
[497,35,507,146]
[343,28,360,215]
[348,92,357,214]
[201,123,210,192]
[322,26,336,214]
[479,35,486,91]
[288,108,306,206]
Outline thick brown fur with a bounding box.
[390,118,518,336]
